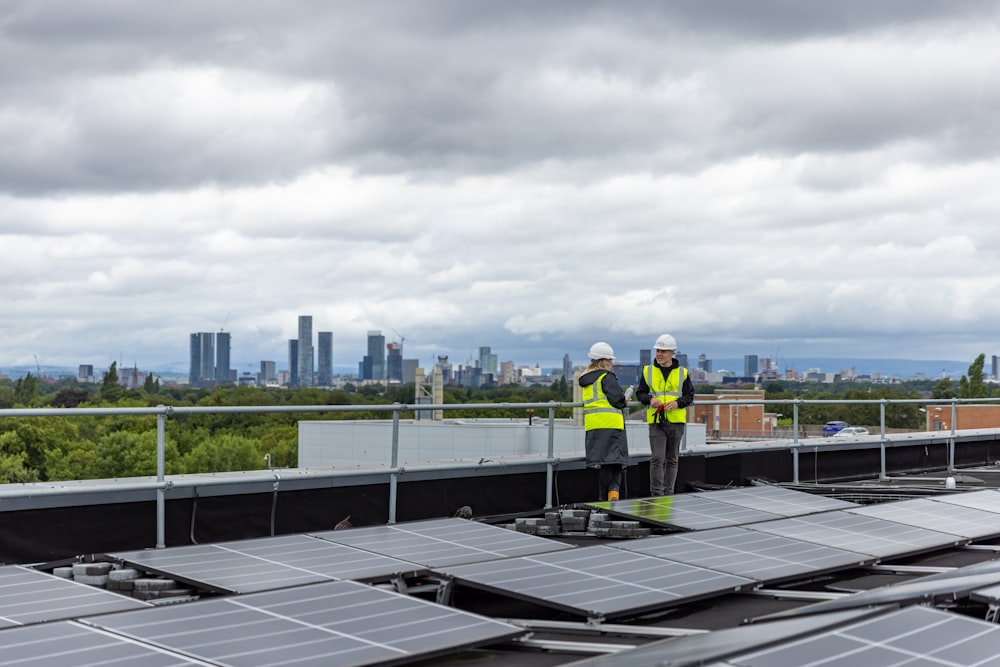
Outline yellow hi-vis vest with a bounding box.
[583,373,625,431]
[643,365,688,424]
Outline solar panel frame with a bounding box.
[83,579,525,667]
[435,544,756,621]
[312,517,573,567]
[588,494,785,530]
[846,497,1000,540]
[613,526,874,584]
[0,565,150,627]
[744,510,966,558]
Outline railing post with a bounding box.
[156,406,168,548]
[879,399,888,481]
[949,400,957,473]
[545,402,556,509]
[389,403,401,524]
[791,400,801,484]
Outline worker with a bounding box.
[637,333,694,496]
[579,342,630,501]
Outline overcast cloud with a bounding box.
[3,0,1000,375]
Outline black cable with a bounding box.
[189,487,200,545]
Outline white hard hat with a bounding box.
[588,342,616,360]
[654,334,677,351]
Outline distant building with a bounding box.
[744,355,759,377]
[297,316,314,387]
[189,332,215,386]
[317,332,333,386]
[288,339,299,387]
[436,356,452,384]
[78,364,94,383]
[562,353,572,380]
[386,342,403,382]
[364,330,386,381]
[259,361,277,385]
[402,359,419,385]
[479,346,497,376]
[215,332,233,384]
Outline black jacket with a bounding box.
[578,369,629,467]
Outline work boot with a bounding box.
[607,490,620,501]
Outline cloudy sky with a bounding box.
[3,1,1000,375]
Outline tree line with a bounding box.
[0,356,991,484]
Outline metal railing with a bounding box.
[0,396,992,549]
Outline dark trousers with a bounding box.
[598,465,624,500]
[649,422,684,495]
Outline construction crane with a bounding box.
[391,328,405,346]
[33,354,40,376]
[220,313,231,333]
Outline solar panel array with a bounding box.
[435,544,755,620]
[82,580,524,667]
[0,565,149,627]
[7,487,1000,664]
[313,516,574,566]
[107,533,423,594]
[745,510,965,558]
[614,526,874,583]
[588,484,858,530]
[724,605,1000,667]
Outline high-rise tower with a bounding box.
[317,331,333,385]
[297,315,314,386]
[188,332,216,386]
[364,330,386,381]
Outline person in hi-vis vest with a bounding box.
[578,342,630,501]
[636,333,695,496]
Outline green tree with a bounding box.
[95,431,180,478]
[14,373,39,405]
[960,353,987,398]
[932,377,956,399]
[0,450,39,483]
[182,433,265,473]
[101,362,124,402]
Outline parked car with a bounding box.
[834,426,870,437]
[822,420,850,436]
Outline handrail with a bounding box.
[0,395,987,548]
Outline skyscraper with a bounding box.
[317,331,333,386]
[297,315,314,386]
[562,353,572,380]
[365,330,386,381]
[189,332,215,386]
[288,339,299,387]
[386,342,402,382]
[215,331,232,384]
[744,354,759,378]
[478,346,497,376]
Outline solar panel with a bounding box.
[846,497,1000,540]
[745,510,965,558]
[106,542,331,594]
[589,495,784,530]
[83,580,524,667]
[930,489,1000,513]
[0,620,208,666]
[727,605,1000,667]
[614,526,873,583]
[435,544,756,620]
[0,565,149,627]
[312,517,573,567]
[555,608,881,667]
[109,534,425,594]
[703,485,858,516]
